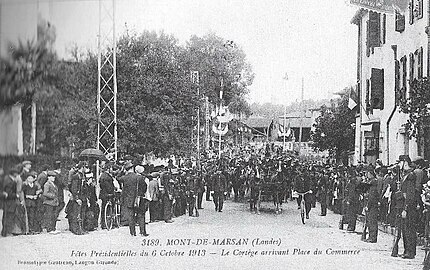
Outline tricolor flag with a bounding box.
[348,87,358,110]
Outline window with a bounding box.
[395,11,405,32]
[409,0,414,24]
[371,68,384,110]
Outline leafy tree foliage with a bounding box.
[311,95,355,162]
[399,78,430,138]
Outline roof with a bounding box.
[243,117,273,128]
[278,117,313,128]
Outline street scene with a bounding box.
[1,0,430,270]
[0,197,423,270]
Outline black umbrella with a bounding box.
[80,148,107,161]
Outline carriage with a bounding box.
[247,170,289,214]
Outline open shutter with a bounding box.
[409,53,415,81]
[409,0,415,24]
[366,79,371,114]
[395,60,400,105]
[417,47,423,79]
[368,12,381,47]
[416,0,424,19]
[382,14,386,44]
[395,12,405,32]
[371,68,384,110]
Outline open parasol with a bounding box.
[80,148,107,161]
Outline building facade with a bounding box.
[352,1,429,165]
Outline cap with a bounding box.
[124,162,134,171]
[398,155,411,163]
[150,172,160,178]
[85,172,94,179]
[22,160,32,166]
[135,165,145,174]
[47,171,57,177]
[413,156,424,163]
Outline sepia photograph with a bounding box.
[0,0,427,269]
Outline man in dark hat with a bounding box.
[21,161,32,183]
[412,156,427,238]
[363,165,379,243]
[398,155,418,259]
[212,166,227,212]
[65,163,87,235]
[99,163,116,229]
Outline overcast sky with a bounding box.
[6,0,359,105]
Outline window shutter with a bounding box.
[395,60,400,105]
[395,12,405,32]
[382,14,386,44]
[366,79,371,115]
[418,47,423,79]
[409,0,414,24]
[415,0,423,19]
[409,53,415,81]
[366,20,371,57]
[401,56,407,102]
[371,68,384,110]
[368,12,381,47]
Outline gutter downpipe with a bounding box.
[387,45,398,165]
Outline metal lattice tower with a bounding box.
[97,0,117,161]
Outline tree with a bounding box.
[115,31,198,156]
[311,94,355,163]
[399,77,430,139]
[185,33,254,114]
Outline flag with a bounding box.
[278,122,291,137]
[348,87,358,110]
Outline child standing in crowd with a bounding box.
[22,171,42,234]
[42,171,59,233]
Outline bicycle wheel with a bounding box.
[104,202,114,230]
[114,203,121,228]
[301,198,305,224]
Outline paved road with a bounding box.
[0,197,425,270]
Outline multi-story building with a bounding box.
[351,1,428,165]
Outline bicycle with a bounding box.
[296,190,312,224]
[104,191,121,230]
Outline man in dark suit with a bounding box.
[399,156,418,259]
[212,166,227,212]
[118,162,148,236]
[99,164,115,229]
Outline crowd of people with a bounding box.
[1,144,430,268]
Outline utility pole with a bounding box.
[218,78,223,159]
[191,71,200,163]
[205,96,210,151]
[283,73,288,151]
[298,77,304,155]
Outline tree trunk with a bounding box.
[30,101,36,154]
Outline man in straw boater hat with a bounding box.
[118,162,148,236]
